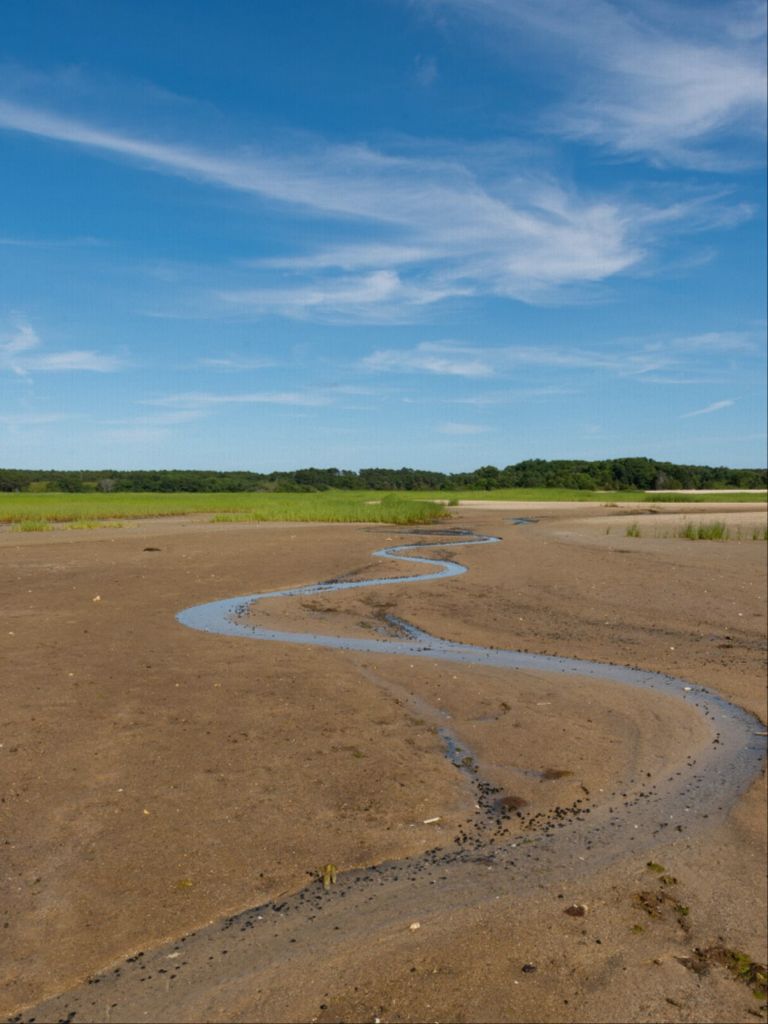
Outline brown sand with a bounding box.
[1,504,765,1022]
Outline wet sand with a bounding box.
[1,504,766,1022]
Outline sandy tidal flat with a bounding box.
[1,504,766,1023]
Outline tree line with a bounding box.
[0,458,765,493]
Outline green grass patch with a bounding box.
[625,520,767,542]
[210,493,444,525]
[678,520,729,540]
[407,487,765,503]
[1,487,764,528]
[12,518,52,532]
[0,491,447,527]
[412,487,650,502]
[66,519,125,530]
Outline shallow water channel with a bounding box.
[18,527,767,1023]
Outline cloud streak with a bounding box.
[363,342,494,377]
[680,399,735,418]
[0,320,123,375]
[438,421,490,434]
[0,95,739,321]
[431,0,766,169]
[362,340,674,378]
[142,390,331,408]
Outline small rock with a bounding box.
[409,922,421,931]
[521,963,536,973]
[564,904,587,917]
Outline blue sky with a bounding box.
[0,0,765,472]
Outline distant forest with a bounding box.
[1,458,765,493]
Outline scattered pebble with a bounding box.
[409,922,421,931]
[521,963,536,973]
[564,904,587,917]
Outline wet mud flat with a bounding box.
[1,507,766,1022]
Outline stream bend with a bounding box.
[16,528,766,1024]
[175,527,764,835]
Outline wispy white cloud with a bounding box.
[219,270,469,323]
[438,421,490,434]
[431,0,767,169]
[142,390,331,408]
[0,411,72,426]
[29,350,123,372]
[362,340,672,378]
[0,234,104,248]
[106,410,203,427]
[666,331,756,353]
[363,342,494,377]
[197,356,275,370]
[638,376,722,386]
[454,385,578,404]
[254,244,436,272]
[0,96,737,321]
[414,55,439,88]
[0,320,123,375]
[680,399,735,418]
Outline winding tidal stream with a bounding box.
[16,528,766,1024]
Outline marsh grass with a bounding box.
[622,518,766,542]
[673,520,766,541]
[12,519,51,532]
[211,494,444,525]
[0,491,449,526]
[66,519,124,530]
[678,520,729,540]
[407,488,766,503]
[1,487,763,528]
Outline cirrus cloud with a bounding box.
[0,320,124,375]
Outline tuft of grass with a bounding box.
[625,522,641,537]
[66,519,124,530]
[12,519,51,532]
[650,521,768,542]
[678,520,729,540]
